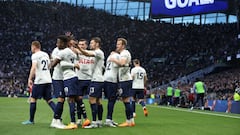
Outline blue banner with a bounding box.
[151,0,228,17]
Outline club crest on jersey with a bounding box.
[64,87,68,95]
[90,87,95,94]
[118,88,123,96]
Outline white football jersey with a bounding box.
[91,49,104,82]
[131,66,146,89]
[104,53,120,83]
[118,50,132,82]
[57,48,77,80]
[76,54,94,80]
[31,51,52,84]
[51,47,63,80]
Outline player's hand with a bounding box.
[65,31,72,37]
[28,79,33,88]
[109,57,116,62]
[110,51,116,55]
[74,64,80,70]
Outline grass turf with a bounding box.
[0,97,239,135]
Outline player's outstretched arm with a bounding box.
[76,46,95,57]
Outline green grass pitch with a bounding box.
[0,97,239,135]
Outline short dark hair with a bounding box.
[57,35,69,46]
[31,41,41,49]
[79,39,88,45]
[133,59,140,65]
[91,37,102,46]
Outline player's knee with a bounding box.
[89,97,96,104]
[122,97,130,103]
[30,98,37,103]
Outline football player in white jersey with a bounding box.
[76,37,105,128]
[109,38,134,127]
[131,59,148,118]
[51,36,80,129]
[50,35,69,129]
[75,39,92,127]
[103,51,120,127]
[22,41,55,125]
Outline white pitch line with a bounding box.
[148,105,240,119]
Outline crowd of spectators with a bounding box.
[0,1,239,97]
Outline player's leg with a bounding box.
[64,77,78,129]
[22,84,39,125]
[119,81,134,127]
[131,91,137,118]
[50,80,66,129]
[43,84,56,112]
[137,90,148,117]
[104,82,118,127]
[84,96,98,128]
[97,98,103,127]
[84,82,99,128]
[76,81,90,126]
[76,95,90,127]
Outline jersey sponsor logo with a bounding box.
[79,59,94,64]
[165,0,214,9]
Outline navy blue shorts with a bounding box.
[131,89,144,99]
[88,82,104,98]
[119,80,132,98]
[78,80,91,96]
[104,81,118,99]
[52,80,65,98]
[63,77,79,97]
[31,83,52,101]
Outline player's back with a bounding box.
[58,48,77,80]
[91,49,104,82]
[119,49,132,82]
[104,53,120,83]
[131,66,146,89]
[51,47,63,80]
[76,54,94,80]
[32,51,52,84]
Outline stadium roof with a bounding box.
[61,0,238,24]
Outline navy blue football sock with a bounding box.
[54,102,64,119]
[76,100,82,119]
[132,101,136,113]
[81,102,87,119]
[30,102,36,122]
[48,101,56,112]
[90,103,97,121]
[69,102,76,122]
[139,100,146,108]
[97,104,103,121]
[107,99,116,120]
[124,102,131,120]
